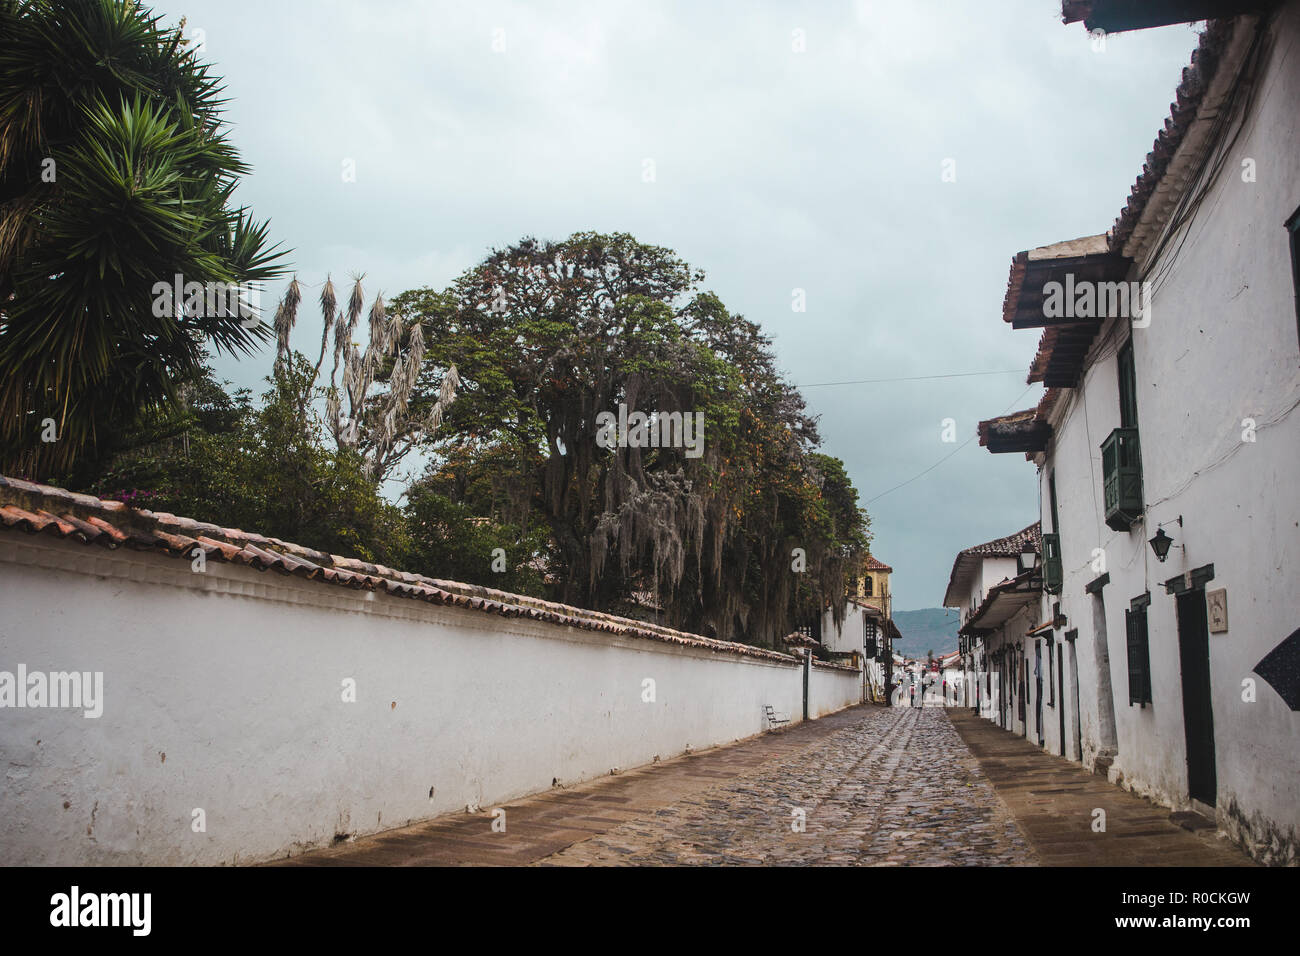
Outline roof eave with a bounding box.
[1063,0,1275,34]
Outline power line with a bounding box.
[865,435,978,504]
[799,369,1024,388]
[864,384,1037,505]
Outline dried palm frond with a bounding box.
[367,294,386,354]
[330,313,347,387]
[345,277,364,339]
[407,318,425,362]
[316,275,336,378]
[439,364,461,405]
[389,355,411,414]
[273,277,301,371]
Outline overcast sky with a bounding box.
[168,0,1201,611]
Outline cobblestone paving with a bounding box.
[537,706,1035,866]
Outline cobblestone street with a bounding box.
[541,706,1030,865]
[275,704,1255,867]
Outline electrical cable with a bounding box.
[865,383,1038,504]
[799,369,1024,388]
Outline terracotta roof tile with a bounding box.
[959,523,1041,559]
[995,19,1251,395]
[36,508,79,536]
[85,514,129,544]
[943,522,1041,609]
[0,474,808,668]
[1110,19,1238,254]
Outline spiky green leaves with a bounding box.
[0,0,286,477]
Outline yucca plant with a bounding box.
[0,0,286,478]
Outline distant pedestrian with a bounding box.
[909,684,915,707]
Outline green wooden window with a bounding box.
[1044,470,1063,594]
[1102,427,1143,531]
[1102,341,1144,530]
[1125,597,1152,707]
[1118,338,1139,429]
[1042,532,1062,595]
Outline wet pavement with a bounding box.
[272,703,1254,866]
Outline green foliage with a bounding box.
[404,489,549,596]
[393,231,872,645]
[22,203,868,643]
[83,354,407,567]
[0,0,286,478]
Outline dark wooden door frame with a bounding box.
[1176,587,1217,807]
[1034,641,1044,747]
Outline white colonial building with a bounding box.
[943,524,1042,728]
[819,555,902,703]
[975,0,1300,864]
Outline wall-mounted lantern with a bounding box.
[1149,515,1183,563]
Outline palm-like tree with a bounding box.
[0,0,286,478]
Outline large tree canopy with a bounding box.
[0,0,285,478]
[393,232,870,646]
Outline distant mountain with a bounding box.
[891,608,959,659]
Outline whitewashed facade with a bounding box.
[943,524,1041,728]
[819,556,899,703]
[978,3,1300,864]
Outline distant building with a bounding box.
[939,651,963,706]
[942,523,1042,726]
[821,554,903,703]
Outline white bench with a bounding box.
[764,704,791,728]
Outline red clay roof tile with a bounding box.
[0,474,831,668]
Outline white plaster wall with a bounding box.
[982,606,1036,737]
[980,558,1019,598]
[821,602,884,702]
[961,642,980,709]
[822,602,867,654]
[940,664,963,706]
[960,557,1019,626]
[1037,2,1300,860]
[810,663,863,716]
[1074,590,1115,773]
[0,535,857,865]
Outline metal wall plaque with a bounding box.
[1207,588,1228,633]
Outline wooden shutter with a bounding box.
[1118,339,1139,429]
[1126,605,1151,706]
